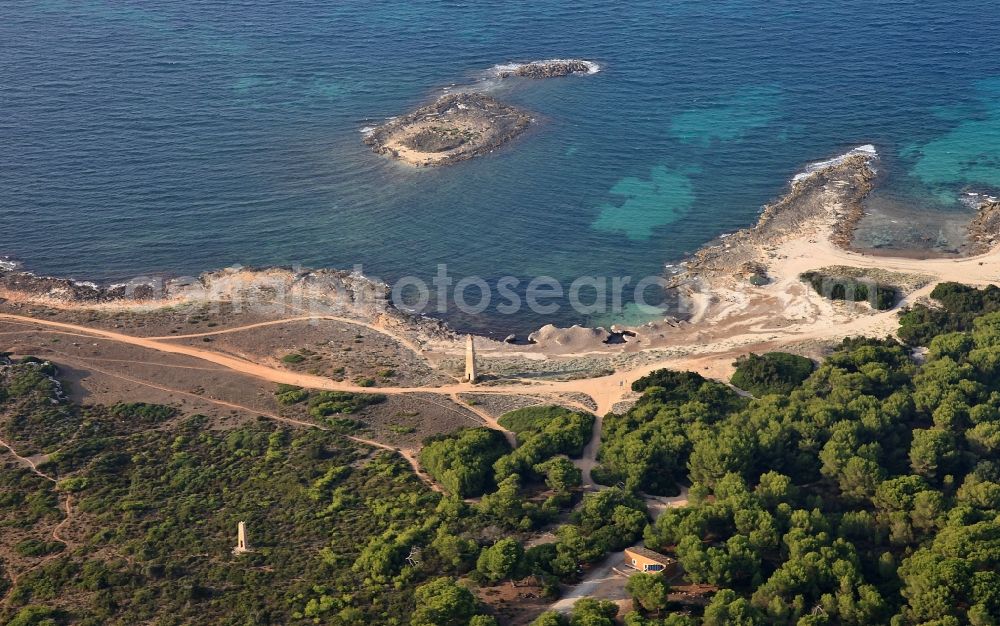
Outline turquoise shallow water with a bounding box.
[2,1,1000,334]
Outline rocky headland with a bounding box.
[675,148,879,288]
[364,92,533,166]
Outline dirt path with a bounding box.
[646,485,690,520]
[577,412,604,490]
[51,495,74,544]
[2,225,998,505]
[148,314,429,362]
[0,437,56,483]
[0,304,929,432]
[17,347,442,493]
[549,550,628,613]
[448,392,518,448]
[342,435,442,493]
[0,436,75,606]
[0,314,619,409]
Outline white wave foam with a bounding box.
[960,191,999,209]
[492,62,521,75]
[491,58,601,77]
[0,258,19,272]
[792,144,878,184]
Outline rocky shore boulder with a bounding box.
[527,324,611,352]
[968,200,1000,254]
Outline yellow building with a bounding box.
[624,546,677,574]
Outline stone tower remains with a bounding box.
[464,335,477,383]
[233,521,250,555]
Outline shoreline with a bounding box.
[3,145,999,365]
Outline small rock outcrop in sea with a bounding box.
[364,92,533,167]
[968,200,1000,254]
[495,59,599,79]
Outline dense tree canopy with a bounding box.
[596,370,747,494]
[419,428,511,497]
[627,285,1000,624]
[899,282,1000,345]
[730,352,815,396]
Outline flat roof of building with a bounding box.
[624,546,674,565]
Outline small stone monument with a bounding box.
[232,521,251,555]
[463,335,478,384]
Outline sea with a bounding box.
[2,0,1000,336]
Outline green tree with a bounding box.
[6,606,61,626]
[476,538,525,586]
[430,529,479,570]
[530,611,568,626]
[688,426,756,488]
[625,572,670,615]
[411,577,479,626]
[420,428,511,497]
[570,598,619,626]
[703,589,764,626]
[730,352,814,396]
[477,474,533,530]
[535,456,583,494]
[909,429,960,482]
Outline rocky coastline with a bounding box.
[0,264,460,345]
[674,149,879,287]
[0,269,155,304]
[4,145,997,357]
[364,92,533,166]
[968,199,1000,254]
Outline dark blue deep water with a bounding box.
[3,1,1000,334]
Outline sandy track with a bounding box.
[0,304,934,421]
[145,314,428,360]
[449,392,517,447]
[0,314,618,408]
